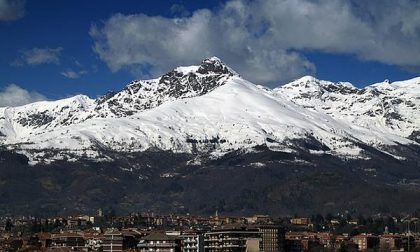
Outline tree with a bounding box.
[43,219,50,232]
[326,213,333,222]
[5,219,13,232]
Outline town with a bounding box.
[0,210,419,252]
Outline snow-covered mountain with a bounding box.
[275,76,420,143]
[0,57,419,163]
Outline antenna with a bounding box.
[408,219,410,252]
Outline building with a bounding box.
[246,215,272,225]
[351,234,379,251]
[180,232,204,252]
[50,232,85,249]
[102,229,141,252]
[290,218,311,226]
[209,215,246,227]
[103,230,124,252]
[66,217,89,228]
[285,232,320,252]
[36,232,52,248]
[82,230,103,251]
[204,224,262,252]
[379,234,402,250]
[45,248,75,252]
[254,225,285,252]
[285,239,304,252]
[401,235,416,252]
[137,232,181,252]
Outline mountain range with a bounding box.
[1,57,419,163]
[0,57,419,216]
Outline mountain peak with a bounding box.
[369,79,394,91]
[294,75,319,83]
[171,56,236,76]
[159,56,237,86]
[93,57,238,117]
[280,75,357,91]
[200,56,224,67]
[390,77,420,91]
[206,56,222,62]
[197,56,238,76]
[277,75,323,91]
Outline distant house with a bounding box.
[45,247,77,252]
[253,225,285,252]
[285,231,320,252]
[351,234,379,250]
[103,229,141,252]
[50,232,85,249]
[179,231,204,252]
[246,215,272,225]
[379,234,402,250]
[290,218,311,226]
[82,229,104,251]
[137,232,181,252]
[36,232,52,248]
[204,224,262,252]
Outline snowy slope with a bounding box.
[275,76,420,143]
[0,57,419,163]
[0,95,95,139]
[94,57,237,117]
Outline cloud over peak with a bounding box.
[89,6,315,86]
[90,0,420,87]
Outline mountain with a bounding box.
[1,57,419,164]
[0,57,420,216]
[276,76,420,145]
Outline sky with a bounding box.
[0,0,420,107]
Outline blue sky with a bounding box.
[0,0,419,106]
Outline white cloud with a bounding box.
[90,0,420,87]
[89,8,314,85]
[60,69,88,79]
[0,84,46,107]
[0,0,25,22]
[12,47,63,66]
[249,0,420,67]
